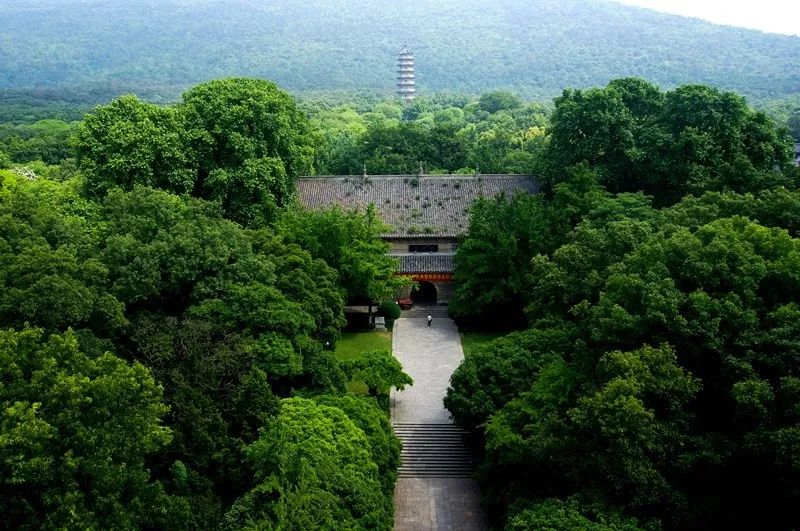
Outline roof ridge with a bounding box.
[298,174,535,180]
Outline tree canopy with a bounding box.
[308,92,547,176]
[226,398,394,530]
[3,73,800,529]
[75,78,316,227]
[277,205,407,305]
[0,77,409,527]
[0,327,187,530]
[447,79,800,529]
[539,79,797,204]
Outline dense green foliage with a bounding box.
[0,327,188,529]
[2,0,800,101]
[377,301,401,321]
[277,205,406,304]
[341,349,414,398]
[452,80,799,325]
[309,92,547,175]
[3,69,800,529]
[758,95,800,141]
[74,79,316,227]
[75,96,197,197]
[0,79,410,529]
[0,91,93,124]
[447,80,800,529]
[227,397,394,529]
[539,79,796,203]
[0,172,401,528]
[0,120,75,166]
[506,498,648,531]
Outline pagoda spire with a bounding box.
[396,45,416,102]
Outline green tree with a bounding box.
[225,398,393,530]
[662,84,795,196]
[787,109,800,141]
[540,79,797,204]
[445,327,577,432]
[449,193,547,327]
[312,105,368,175]
[0,327,188,529]
[478,91,523,114]
[278,204,406,306]
[75,79,318,228]
[0,174,124,333]
[450,169,612,327]
[313,394,401,496]
[128,314,280,524]
[307,93,548,176]
[74,95,197,197]
[449,184,800,527]
[99,186,250,307]
[358,121,469,174]
[340,349,413,397]
[0,164,397,529]
[0,120,76,165]
[182,78,317,226]
[507,498,649,531]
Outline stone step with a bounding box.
[395,427,466,432]
[394,423,476,478]
[399,448,473,455]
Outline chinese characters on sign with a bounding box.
[405,273,453,282]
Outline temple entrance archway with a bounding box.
[411,281,437,304]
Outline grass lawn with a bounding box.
[334,330,393,362]
[460,332,505,357]
[334,330,393,395]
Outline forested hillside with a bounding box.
[1,0,799,100]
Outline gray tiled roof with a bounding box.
[296,174,539,237]
[390,252,455,273]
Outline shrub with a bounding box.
[377,300,401,321]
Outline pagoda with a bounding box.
[396,46,416,101]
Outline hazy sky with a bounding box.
[613,0,800,36]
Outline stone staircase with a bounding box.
[401,305,451,319]
[394,423,476,478]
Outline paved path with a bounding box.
[394,477,486,531]
[391,317,488,531]
[391,317,463,424]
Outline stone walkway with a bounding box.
[391,316,488,531]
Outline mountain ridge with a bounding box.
[0,0,798,100]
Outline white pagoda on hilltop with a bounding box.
[396,46,416,101]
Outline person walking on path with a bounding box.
[427,315,432,327]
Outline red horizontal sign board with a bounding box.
[399,273,454,282]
